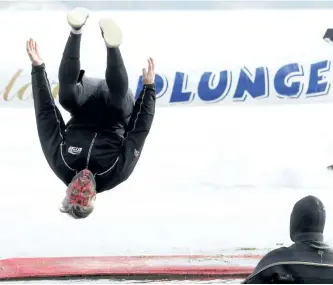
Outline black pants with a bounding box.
[58,32,134,124]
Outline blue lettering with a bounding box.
[135,73,167,99]
[274,63,304,98]
[306,60,331,97]
[233,67,269,101]
[198,71,232,102]
[133,60,332,105]
[169,72,194,103]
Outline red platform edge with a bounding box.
[0,254,263,280]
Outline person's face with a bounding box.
[66,170,96,207]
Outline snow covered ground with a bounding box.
[1,103,333,260]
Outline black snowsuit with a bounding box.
[31,32,156,193]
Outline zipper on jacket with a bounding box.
[86,133,97,169]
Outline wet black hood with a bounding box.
[290,195,326,242]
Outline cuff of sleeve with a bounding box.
[144,83,155,91]
[31,63,46,74]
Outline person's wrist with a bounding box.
[143,83,155,91]
[32,60,44,66]
[31,63,46,72]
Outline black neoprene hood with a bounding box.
[290,195,326,242]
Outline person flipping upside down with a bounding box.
[26,7,156,219]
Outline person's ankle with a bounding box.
[71,27,83,35]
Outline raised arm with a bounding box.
[117,58,156,180]
[27,39,69,181]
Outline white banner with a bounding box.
[1,10,333,107]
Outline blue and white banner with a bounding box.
[1,10,333,107]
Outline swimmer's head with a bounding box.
[60,169,96,219]
[290,195,326,242]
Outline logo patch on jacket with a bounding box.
[68,146,82,155]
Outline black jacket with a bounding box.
[243,240,333,284]
[244,196,333,284]
[32,64,156,193]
